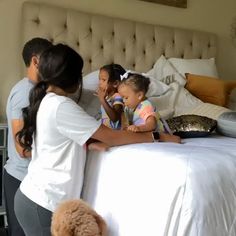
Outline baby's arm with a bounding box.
[127,116,156,132]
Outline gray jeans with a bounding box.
[14,188,52,236]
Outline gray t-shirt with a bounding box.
[5,77,34,181]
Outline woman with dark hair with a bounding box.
[14,44,180,236]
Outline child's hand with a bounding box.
[127,125,140,132]
[95,87,107,102]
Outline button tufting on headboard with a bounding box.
[33,18,40,24]
[22,1,217,75]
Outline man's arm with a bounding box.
[12,119,31,158]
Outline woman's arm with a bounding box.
[91,124,181,147]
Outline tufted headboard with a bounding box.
[22,1,217,75]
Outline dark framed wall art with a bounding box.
[140,0,187,8]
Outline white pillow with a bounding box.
[168,57,219,78]
[145,76,170,97]
[182,103,231,120]
[78,89,101,120]
[174,86,203,116]
[83,70,99,91]
[125,69,170,97]
[148,82,180,120]
[147,55,186,86]
[83,68,170,97]
[159,109,175,120]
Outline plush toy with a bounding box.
[51,199,107,236]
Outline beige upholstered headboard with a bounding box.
[22,1,217,75]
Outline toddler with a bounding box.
[118,71,171,133]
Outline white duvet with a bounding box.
[82,134,236,236]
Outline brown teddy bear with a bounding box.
[51,199,107,236]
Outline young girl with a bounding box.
[87,64,126,151]
[118,71,171,133]
[97,63,126,130]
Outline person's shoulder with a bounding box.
[10,77,34,93]
[45,93,68,102]
[140,99,153,106]
[8,78,33,102]
[138,99,155,111]
[46,93,77,107]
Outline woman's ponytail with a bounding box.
[16,43,84,156]
[16,81,48,156]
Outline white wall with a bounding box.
[0,0,236,121]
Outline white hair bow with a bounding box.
[120,70,131,81]
[120,70,149,81]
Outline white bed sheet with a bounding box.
[82,134,236,236]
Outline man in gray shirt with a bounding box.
[4,38,52,236]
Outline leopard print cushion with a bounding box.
[167,114,217,138]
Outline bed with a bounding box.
[22,2,236,236]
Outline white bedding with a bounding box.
[82,134,236,236]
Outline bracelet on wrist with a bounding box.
[152,131,160,142]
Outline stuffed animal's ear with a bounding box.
[93,213,108,236]
[51,215,72,236]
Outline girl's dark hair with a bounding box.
[17,44,84,155]
[120,73,150,94]
[100,63,126,83]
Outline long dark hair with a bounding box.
[100,63,126,84]
[17,44,84,155]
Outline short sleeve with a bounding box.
[139,104,156,121]
[56,100,101,145]
[10,88,31,119]
[112,93,124,106]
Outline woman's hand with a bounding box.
[87,141,110,152]
[159,133,181,143]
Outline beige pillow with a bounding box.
[185,73,236,107]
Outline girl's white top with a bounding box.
[20,92,100,212]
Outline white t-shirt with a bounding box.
[20,93,101,212]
